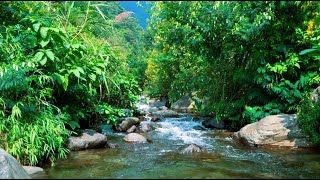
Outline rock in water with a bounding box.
[0,148,31,179]
[123,133,148,143]
[67,129,108,151]
[234,114,314,148]
[140,123,153,132]
[23,166,44,175]
[116,117,140,132]
[127,125,137,133]
[180,144,206,154]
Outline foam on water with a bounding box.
[155,117,212,148]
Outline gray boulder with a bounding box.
[234,114,314,148]
[123,133,148,143]
[116,117,140,132]
[0,148,31,179]
[67,129,108,151]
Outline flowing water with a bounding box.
[35,115,320,179]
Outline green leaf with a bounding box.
[72,69,80,78]
[45,50,54,61]
[40,38,50,48]
[40,27,49,38]
[94,67,102,75]
[299,48,320,55]
[39,57,47,66]
[89,73,96,81]
[67,121,80,130]
[32,23,41,32]
[77,67,85,74]
[49,27,59,33]
[63,74,69,91]
[34,52,44,61]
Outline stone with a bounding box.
[116,117,140,132]
[150,101,167,108]
[140,123,153,132]
[151,110,179,118]
[127,125,137,133]
[138,116,147,122]
[106,143,118,149]
[159,106,168,110]
[201,118,225,129]
[151,117,161,122]
[67,129,108,151]
[180,144,206,154]
[171,95,196,113]
[0,148,31,179]
[22,166,44,175]
[148,107,159,113]
[311,86,320,103]
[234,114,314,148]
[123,133,148,143]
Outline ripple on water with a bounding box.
[40,115,320,179]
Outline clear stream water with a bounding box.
[35,116,320,179]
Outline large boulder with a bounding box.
[180,144,207,154]
[234,114,314,148]
[171,95,196,113]
[123,133,148,143]
[151,110,179,118]
[116,117,140,132]
[0,149,31,179]
[67,129,108,151]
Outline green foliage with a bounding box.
[0,1,145,166]
[145,1,319,129]
[298,95,320,145]
[0,99,71,166]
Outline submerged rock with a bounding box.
[180,144,207,154]
[234,114,314,148]
[0,148,31,179]
[67,129,108,151]
[123,133,148,143]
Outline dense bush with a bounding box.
[0,1,146,165]
[145,1,320,131]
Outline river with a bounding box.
[34,115,320,179]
